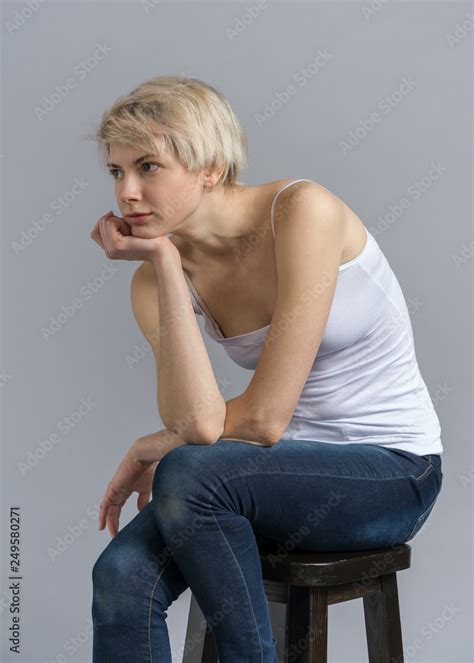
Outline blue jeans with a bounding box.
[91,439,443,662]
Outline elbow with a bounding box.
[185,419,225,445]
[243,394,289,445]
[198,400,226,444]
[262,429,284,446]
[199,424,225,445]
[158,399,226,444]
[259,417,288,445]
[161,409,226,446]
[198,406,226,444]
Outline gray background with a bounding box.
[2,1,472,661]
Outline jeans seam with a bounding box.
[209,470,428,483]
[148,560,173,663]
[415,461,435,482]
[210,509,264,660]
[406,490,440,541]
[179,465,436,656]
[203,468,417,659]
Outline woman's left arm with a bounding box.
[99,428,191,537]
[216,182,346,447]
[130,427,191,463]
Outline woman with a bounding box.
[88,75,443,662]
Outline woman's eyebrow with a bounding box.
[107,154,158,168]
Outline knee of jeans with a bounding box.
[92,537,159,596]
[92,541,130,590]
[153,447,211,530]
[153,445,210,501]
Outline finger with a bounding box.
[105,215,132,239]
[115,217,132,236]
[137,491,150,511]
[103,509,114,538]
[108,516,116,539]
[99,216,124,254]
[99,500,108,530]
[98,218,110,250]
[100,218,135,259]
[107,514,116,539]
[109,507,120,538]
[90,222,104,248]
[91,212,114,246]
[99,493,119,530]
[100,218,118,257]
[107,505,122,536]
[99,483,131,535]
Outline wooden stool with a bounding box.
[183,543,411,662]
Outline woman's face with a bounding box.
[107,142,204,238]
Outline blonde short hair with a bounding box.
[84,75,248,188]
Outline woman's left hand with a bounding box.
[98,445,158,538]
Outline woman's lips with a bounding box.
[126,213,152,224]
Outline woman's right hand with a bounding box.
[90,211,181,265]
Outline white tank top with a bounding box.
[183,179,443,456]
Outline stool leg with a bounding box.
[363,572,404,663]
[286,585,328,663]
[201,624,219,663]
[183,594,207,663]
[183,593,218,663]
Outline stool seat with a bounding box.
[259,543,411,586]
[184,543,412,662]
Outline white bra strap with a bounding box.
[270,179,315,238]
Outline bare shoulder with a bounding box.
[270,179,367,264]
[274,178,344,208]
[271,179,348,228]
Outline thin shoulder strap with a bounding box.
[270,179,315,238]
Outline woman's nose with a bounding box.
[118,176,143,202]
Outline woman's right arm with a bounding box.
[131,249,226,444]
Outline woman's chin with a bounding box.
[131,226,166,240]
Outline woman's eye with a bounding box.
[108,163,160,180]
[142,162,160,174]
